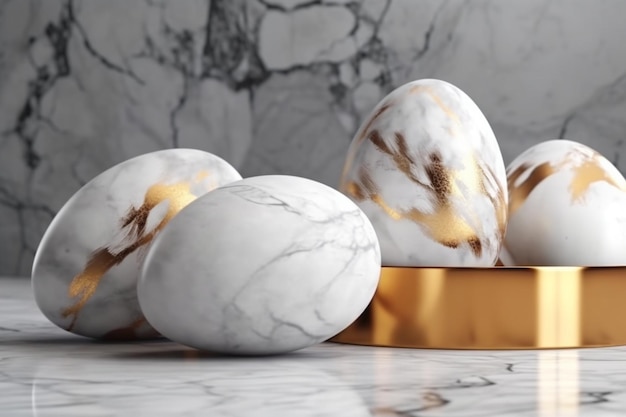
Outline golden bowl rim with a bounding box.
[331,265,626,350]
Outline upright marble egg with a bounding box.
[32,149,242,339]
[340,78,507,266]
[502,139,626,266]
[138,175,381,355]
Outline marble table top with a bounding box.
[2,277,626,417]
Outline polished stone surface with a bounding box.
[1,0,626,277]
[3,277,626,416]
[339,79,507,267]
[138,175,381,355]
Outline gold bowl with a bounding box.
[331,266,626,349]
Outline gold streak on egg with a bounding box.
[507,162,556,216]
[570,158,626,200]
[343,128,508,258]
[62,173,208,331]
[508,149,626,216]
[342,103,394,180]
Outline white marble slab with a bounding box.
[1,0,625,277]
[2,277,626,416]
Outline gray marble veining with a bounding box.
[137,175,381,355]
[1,0,625,276]
[2,277,626,416]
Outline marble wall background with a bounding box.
[1,0,625,277]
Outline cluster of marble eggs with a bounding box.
[340,79,626,268]
[32,149,381,354]
[33,77,509,355]
[32,77,622,355]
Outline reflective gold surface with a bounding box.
[331,266,626,349]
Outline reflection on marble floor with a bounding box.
[2,278,626,416]
[1,0,625,276]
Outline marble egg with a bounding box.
[501,139,626,266]
[32,149,242,339]
[340,78,508,267]
[137,175,381,355]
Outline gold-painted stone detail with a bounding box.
[507,149,626,216]
[507,162,556,216]
[357,102,393,144]
[62,172,210,332]
[341,102,393,181]
[570,158,626,201]
[342,130,507,259]
[481,164,508,239]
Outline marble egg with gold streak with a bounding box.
[32,149,242,339]
[340,78,508,266]
[501,139,626,266]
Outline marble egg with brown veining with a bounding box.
[340,79,508,267]
[31,149,242,339]
[500,139,626,266]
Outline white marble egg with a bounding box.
[340,78,508,267]
[32,149,242,339]
[137,175,381,355]
[502,139,626,266]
